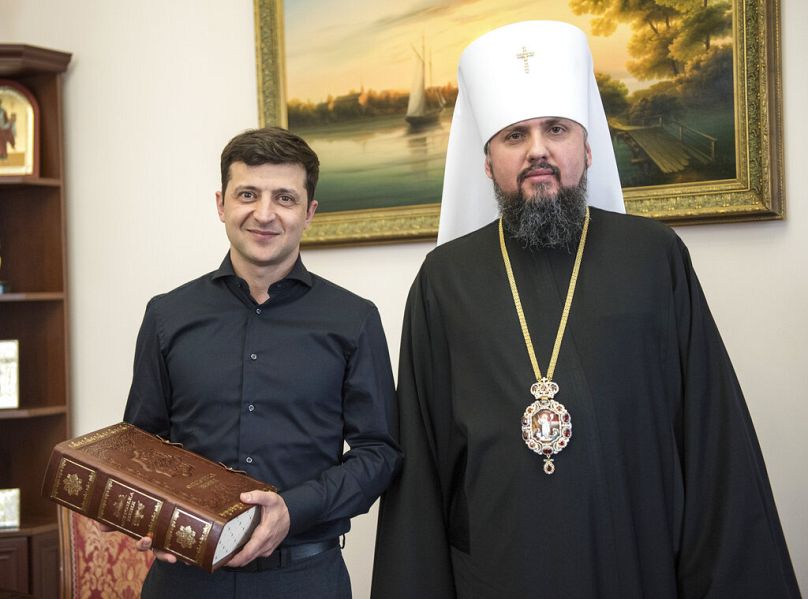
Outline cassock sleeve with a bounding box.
[672,237,800,597]
[372,267,457,598]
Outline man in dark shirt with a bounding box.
[123,127,402,598]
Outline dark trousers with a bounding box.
[141,546,351,599]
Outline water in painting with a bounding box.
[284,0,736,213]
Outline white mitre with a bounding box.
[437,20,625,244]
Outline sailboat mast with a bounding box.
[423,36,428,95]
[406,37,427,118]
[428,47,433,91]
[405,34,443,126]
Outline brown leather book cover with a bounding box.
[42,422,276,572]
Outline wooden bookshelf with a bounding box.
[0,44,71,599]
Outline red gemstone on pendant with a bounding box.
[543,447,553,456]
[563,429,571,437]
[559,439,566,447]
[563,414,570,423]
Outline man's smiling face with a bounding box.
[216,161,317,277]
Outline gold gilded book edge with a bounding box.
[219,503,246,518]
[68,422,129,449]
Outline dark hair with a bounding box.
[220,127,320,203]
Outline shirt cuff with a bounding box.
[279,483,321,536]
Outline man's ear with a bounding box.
[303,199,318,229]
[585,142,592,168]
[484,156,493,180]
[215,191,225,223]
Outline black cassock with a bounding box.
[372,208,799,598]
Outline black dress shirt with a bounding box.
[124,253,402,545]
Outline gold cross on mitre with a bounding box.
[516,46,535,74]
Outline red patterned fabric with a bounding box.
[59,507,154,599]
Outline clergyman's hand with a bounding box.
[224,490,290,568]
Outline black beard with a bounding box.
[494,167,588,251]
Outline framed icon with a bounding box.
[0,339,19,409]
[0,488,20,528]
[0,79,40,177]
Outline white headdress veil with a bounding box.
[437,21,625,244]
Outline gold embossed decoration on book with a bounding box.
[42,422,277,572]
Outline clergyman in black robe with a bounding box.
[372,209,800,598]
[371,20,800,599]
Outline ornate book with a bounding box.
[42,422,277,572]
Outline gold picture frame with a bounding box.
[255,0,784,246]
[0,79,40,178]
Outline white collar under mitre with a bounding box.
[437,20,625,245]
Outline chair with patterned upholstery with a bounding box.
[57,506,154,599]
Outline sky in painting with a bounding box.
[284,0,642,103]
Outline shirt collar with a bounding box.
[211,252,313,288]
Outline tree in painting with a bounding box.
[572,0,735,186]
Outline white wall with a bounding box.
[2,1,806,596]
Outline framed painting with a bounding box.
[0,79,39,178]
[254,0,784,245]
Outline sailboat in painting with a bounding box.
[405,39,444,128]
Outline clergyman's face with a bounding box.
[484,116,591,200]
[216,161,317,276]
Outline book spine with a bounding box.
[43,444,224,572]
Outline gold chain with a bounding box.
[498,207,590,383]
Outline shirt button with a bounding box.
[255,308,262,315]
[250,353,258,360]
[245,456,253,464]
[248,404,255,412]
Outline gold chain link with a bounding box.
[498,207,590,383]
